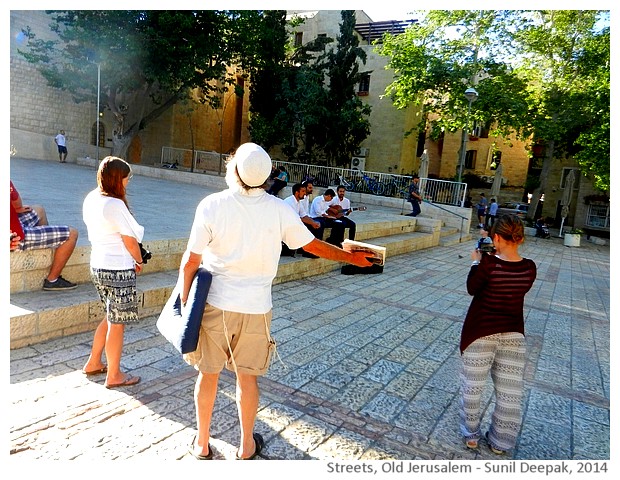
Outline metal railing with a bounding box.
[420,198,470,243]
[419,178,468,207]
[159,149,468,207]
[160,146,229,172]
[272,160,467,206]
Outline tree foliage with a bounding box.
[248,10,371,166]
[18,10,267,159]
[378,10,609,208]
[378,11,531,142]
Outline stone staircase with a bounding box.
[10,211,472,349]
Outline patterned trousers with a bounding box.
[459,332,526,451]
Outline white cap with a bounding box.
[234,143,272,187]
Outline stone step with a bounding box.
[10,230,437,349]
[439,231,474,247]
[10,213,419,295]
[438,225,473,247]
[10,218,444,349]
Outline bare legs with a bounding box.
[47,227,78,281]
[236,372,260,458]
[192,372,219,456]
[191,370,260,459]
[83,318,132,385]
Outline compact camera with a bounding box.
[139,243,152,264]
[479,243,496,254]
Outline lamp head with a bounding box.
[464,88,479,103]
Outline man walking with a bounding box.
[407,175,422,217]
[179,143,373,460]
[55,129,68,163]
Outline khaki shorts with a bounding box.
[183,304,275,376]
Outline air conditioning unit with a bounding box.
[351,157,366,171]
[354,147,369,157]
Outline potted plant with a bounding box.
[564,228,583,247]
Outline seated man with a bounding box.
[282,183,321,256]
[266,166,288,196]
[328,185,356,241]
[309,188,346,246]
[10,180,78,290]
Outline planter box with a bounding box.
[524,227,537,237]
[564,233,581,247]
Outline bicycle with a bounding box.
[382,175,409,198]
[337,174,357,192]
[355,173,385,196]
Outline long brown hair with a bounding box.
[97,156,131,208]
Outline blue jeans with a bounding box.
[408,200,421,217]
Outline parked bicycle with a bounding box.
[355,173,385,196]
[382,174,410,198]
[337,174,357,192]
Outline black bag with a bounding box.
[340,264,384,275]
[156,267,212,354]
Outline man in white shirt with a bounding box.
[309,188,346,246]
[299,179,314,218]
[178,143,373,460]
[54,129,67,163]
[282,183,321,256]
[329,185,357,240]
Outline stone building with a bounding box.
[9,10,607,235]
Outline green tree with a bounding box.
[246,10,290,152]
[378,10,609,215]
[378,11,531,148]
[18,10,266,160]
[249,10,371,166]
[514,11,610,199]
[322,10,371,167]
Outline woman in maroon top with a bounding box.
[459,215,536,455]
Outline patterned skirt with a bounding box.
[90,267,139,324]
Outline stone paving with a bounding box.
[8,158,612,470]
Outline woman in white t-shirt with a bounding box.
[81,156,145,389]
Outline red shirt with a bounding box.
[10,181,24,238]
[460,254,537,353]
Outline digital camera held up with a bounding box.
[139,243,152,264]
[479,243,496,254]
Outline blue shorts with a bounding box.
[90,268,139,324]
[18,210,71,251]
[57,145,67,154]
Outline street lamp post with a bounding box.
[96,62,101,162]
[457,87,479,184]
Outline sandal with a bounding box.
[82,366,107,376]
[465,438,479,450]
[236,432,264,460]
[189,435,213,460]
[104,374,140,389]
[485,432,507,455]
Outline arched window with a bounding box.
[91,122,105,147]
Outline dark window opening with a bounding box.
[294,32,303,47]
[416,130,426,158]
[464,150,477,169]
[91,121,105,147]
[358,73,370,95]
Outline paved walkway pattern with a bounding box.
[8,159,611,470]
